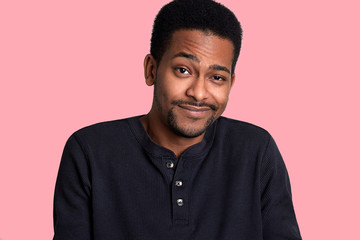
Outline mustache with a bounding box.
[171,100,218,111]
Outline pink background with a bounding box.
[1,0,359,239]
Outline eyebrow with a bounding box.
[209,64,231,74]
[172,52,200,63]
[172,51,231,74]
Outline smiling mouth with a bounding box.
[178,104,211,112]
[171,100,217,111]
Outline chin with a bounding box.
[167,111,215,138]
[172,126,207,138]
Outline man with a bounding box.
[53,0,302,239]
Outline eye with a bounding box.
[175,67,190,75]
[211,75,226,81]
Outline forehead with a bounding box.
[164,30,234,67]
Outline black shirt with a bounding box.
[53,116,301,239]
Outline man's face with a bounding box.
[152,30,235,138]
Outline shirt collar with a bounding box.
[127,115,217,159]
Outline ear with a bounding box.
[144,54,157,86]
[230,73,236,89]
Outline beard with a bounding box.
[154,85,218,138]
[167,99,217,138]
[167,106,216,138]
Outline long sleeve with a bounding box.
[53,134,92,240]
[52,117,302,239]
[260,136,302,240]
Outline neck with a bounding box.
[140,110,205,158]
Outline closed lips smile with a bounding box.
[178,105,211,112]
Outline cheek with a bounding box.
[160,78,189,100]
[211,87,231,107]
[155,79,184,104]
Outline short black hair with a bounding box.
[150,0,243,74]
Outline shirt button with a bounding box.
[176,198,184,207]
[166,161,174,169]
[175,181,183,187]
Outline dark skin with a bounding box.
[141,30,235,158]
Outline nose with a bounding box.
[186,77,209,102]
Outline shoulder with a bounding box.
[69,116,138,145]
[216,116,271,142]
[217,117,270,138]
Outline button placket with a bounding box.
[172,158,190,225]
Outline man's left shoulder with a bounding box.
[216,116,272,143]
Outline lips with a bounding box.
[178,104,211,112]
[177,105,212,119]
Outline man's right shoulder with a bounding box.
[69,116,139,143]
